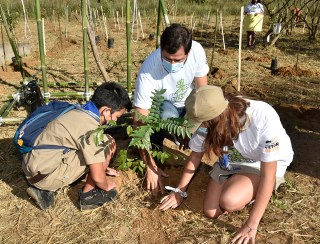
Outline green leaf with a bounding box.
[127,125,133,136]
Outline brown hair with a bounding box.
[204,94,250,158]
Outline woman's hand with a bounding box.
[159,192,183,211]
[231,222,258,244]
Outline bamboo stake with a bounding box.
[0,100,14,117]
[0,116,25,124]
[82,0,90,101]
[36,0,49,103]
[42,18,46,55]
[0,98,19,118]
[156,0,170,48]
[209,11,218,72]
[0,5,25,79]
[237,6,244,92]
[1,23,7,72]
[159,0,170,27]
[156,0,162,49]
[220,11,225,50]
[126,0,132,98]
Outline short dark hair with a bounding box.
[160,23,192,54]
[91,82,132,112]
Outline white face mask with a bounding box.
[162,59,185,73]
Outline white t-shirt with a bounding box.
[189,100,293,177]
[134,41,209,109]
[244,3,264,15]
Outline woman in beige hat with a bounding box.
[159,85,293,243]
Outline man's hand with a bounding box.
[159,192,183,211]
[106,167,120,176]
[146,163,168,196]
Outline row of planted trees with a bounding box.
[0,0,170,123]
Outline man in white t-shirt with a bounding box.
[133,23,209,195]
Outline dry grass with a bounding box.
[1,15,320,243]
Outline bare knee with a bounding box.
[219,194,244,213]
[203,209,221,219]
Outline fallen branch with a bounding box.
[87,17,110,82]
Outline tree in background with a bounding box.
[263,0,319,46]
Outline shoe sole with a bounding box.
[79,195,118,211]
[79,189,118,211]
[26,187,47,210]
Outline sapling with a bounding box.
[91,89,192,173]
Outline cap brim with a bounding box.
[188,118,202,134]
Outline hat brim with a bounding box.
[188,118,202,134]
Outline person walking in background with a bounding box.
[22,82,132,210]
[133,23,209,196]
[160,85,293,243]
[244,0,264,47]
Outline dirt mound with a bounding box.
[244,56,272,62]
[273,66,320,77]
[210,67,226,80]
[219,49,238,56]
[274,103,320,133]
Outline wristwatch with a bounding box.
[165,186,188,198]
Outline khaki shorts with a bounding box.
[33,150,88,191]
[209,163,285,190]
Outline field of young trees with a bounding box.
[0,0,319,243]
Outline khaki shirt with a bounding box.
[22,109,111,178]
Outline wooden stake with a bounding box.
[21,0,27,38]
[200,17,204,38]
[237,6,244,92]
[121,5,124,24]
[101,6,108,41]
[65,5,68,40]
[138,10,145,39]
[116,11,120,30]
[220,11,225,50]
[58,13,63,48]
[53,10,56,32]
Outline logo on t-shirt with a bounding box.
[264,137,279,152]
[169,79,188,102]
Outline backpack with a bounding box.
[13,101,90,154]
